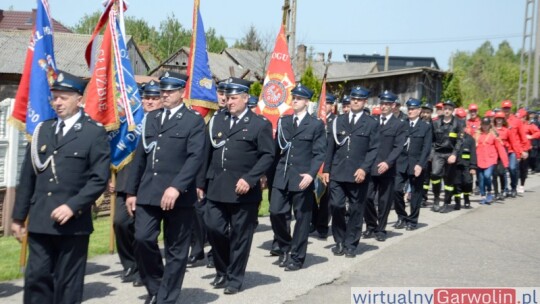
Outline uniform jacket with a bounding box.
[371,115,408,177]
[397,119,432,175]
[474,130,509,169]
[507,114,531,154]
[204,109,274,203]
[456,133,477,169]
[13,113,110,235]
[126,106,206,207]
[323,112,379,183]
[272,114,326,191]
[466,117,481,135]
[432,115,465,155]
[495,126,522,158]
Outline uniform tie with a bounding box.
[380,116,386,126]
[410,121,414,128]
[230,116,238,129]
[162,109,171,126]
[56,121,65,143]
[293,116,299,130]
[350,113,357,127]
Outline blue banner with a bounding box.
[27,0,57,135]
[109,13,143,170]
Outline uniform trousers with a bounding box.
[190,199,208,259]
[311,187,330,235]
[364,175,395,235]
[270,188,313,264]
[205,200,258,290]
[113,193,137,272]
[24,233,89,304]
[394,171,426,225]
[329,180,369,250]
[134,204,193,304]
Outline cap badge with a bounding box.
[74,123,81,131]
[164,72,169,77]
[57,73,64,82]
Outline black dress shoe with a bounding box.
[392,219,402,228]
[269,247,284,256]
[206,259,215,268]
[224,286,240,295]
[211,275,227,288]
[144,294,157,304]
[405,224,417,231]
[394,221,406,229]
[132,275,143,287]
[362,230,375,239]
[284,261,302,271]
[344,248,356,258]
[121,267,137,282]
[278,253,290,267]
[376,233,386,242]
[332,243,345,256]
[187,254,204,266]
[318,231,328,239]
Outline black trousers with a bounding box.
[364,175,395,235]
[190,199,208,259]
[311,187,330,234]
[205,200,258,290]
[329,180,369,250]
[270,187,313,264]
[431,152,457,204]
[134,204,193,304]
[113,193,136,272]
[393,171,409,221]
[402,173,425,226]
[24,233,89,304]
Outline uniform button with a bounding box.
[224,158,227,161]
[225,148,228,150]
[291,155,294,158]
[158,134,162,137]
[53,151,58,155]
[154,172,158,176]
[346,156,349,158]
[155,159,159,162]
[49,178,54,182]
[224,168,227,171]
[226,139,230,141]
[47,192,52,196]
[157,147,161,150]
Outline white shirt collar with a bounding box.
[57,110,82,135]
[233,107,249,121]
[162,103,184,123]
[410,117,419,127]
[293,111,308,124]
[381,113,393,122]
[349,110,363,123]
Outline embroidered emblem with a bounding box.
[74,123,82,130]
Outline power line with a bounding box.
[304,33,523,46]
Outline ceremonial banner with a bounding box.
[317,79,327,124]
[84,0,143,170]
[10,0,57,135]
[256,25,295,133]
[185,0,218,119]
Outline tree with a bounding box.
[206,27,228,53]
[249,81,262,98]
[450,40,520,113]
[124,16,159,46]
[299,65,321,102]
[441,73,463,107]
[154,13,191,61]
[233,25,263,51]
[70,11,101,34]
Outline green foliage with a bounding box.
[70,10,102,34]
[441,73,463,106]
[206,27,228,53]
[299,65,322,101]
[450,40,520,113]
[250,81,263,98]
[233,25,263,51]
[154,13,191,61]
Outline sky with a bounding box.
[5,0,526,71]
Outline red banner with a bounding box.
[256,25,295,134]
[9,41,33,131]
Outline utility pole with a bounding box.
[533,0,540,107]
[518,0,536,108]
[282,0,297,67]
